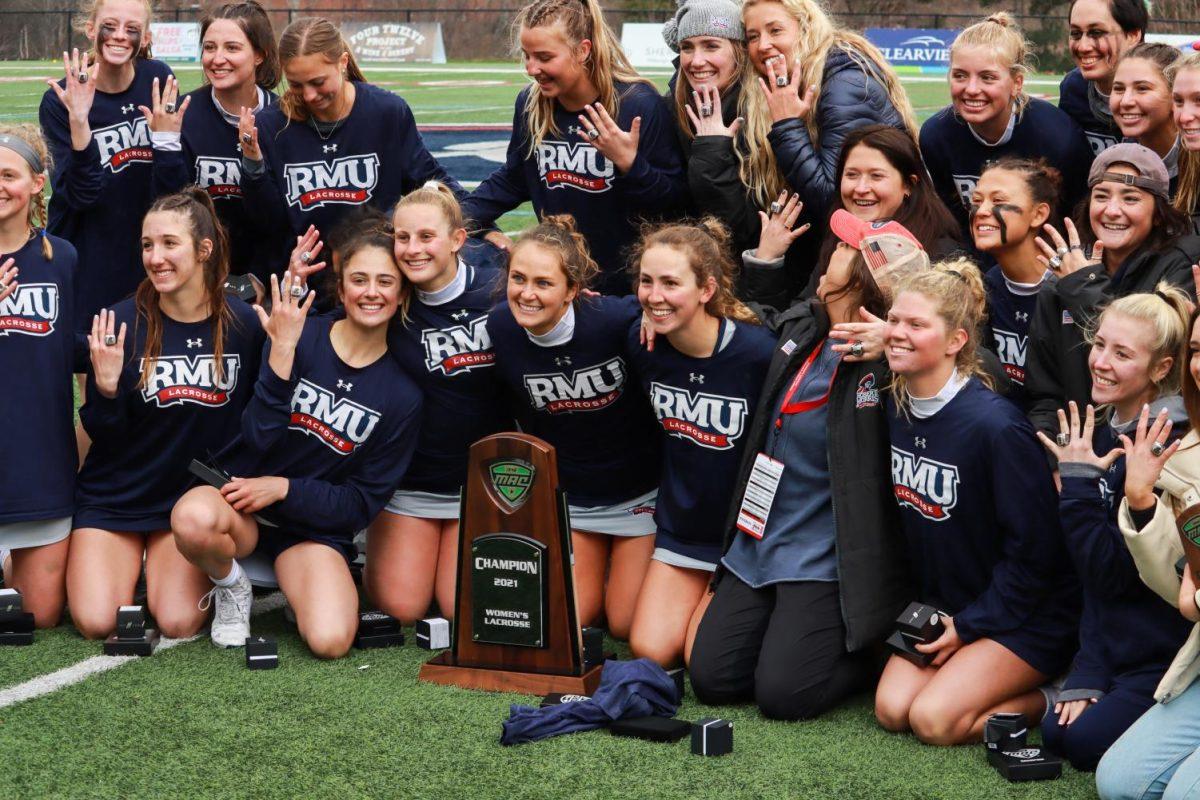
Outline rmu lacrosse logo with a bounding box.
[648,382,747,450]
[421,317,495,375]
[140,354,241,407]
[524,357,625,413]
[0,283,58,336]
[536,141,614,193]
[284,154,380,210]
[289,378,381,454]
[951,174,980,209]
[93,118,152,173]
[891,446,960,521]
[194,156,241,199]
[992,328,1028,384]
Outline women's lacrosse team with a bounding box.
[7,0,1200,790]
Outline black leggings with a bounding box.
[689,573,871,720]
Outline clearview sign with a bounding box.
[865,28,961,72]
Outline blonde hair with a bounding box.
[394,181,465,234]
[277,17,368,122]
[949,12,1034,116]
[738,0,918,208]
[513,0,654,155]
[1168,50,1200,217]
[76,0,154,59]
[509,214,600,295]
[1092,283,1191,397]
[628,217,759,324]
[888,257,991,413]
[0,124,53,261]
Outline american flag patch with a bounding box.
[1062,310,1074,325]
[864,241,889,271]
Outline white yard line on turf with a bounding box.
[0,592,288,710]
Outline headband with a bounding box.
[0,135,44,174]
[0,134,44,175]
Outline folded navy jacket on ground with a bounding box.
[500,659,680,746]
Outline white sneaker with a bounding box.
[199,571,253,648]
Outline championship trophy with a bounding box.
[418,433,602,695]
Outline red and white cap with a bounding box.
[829,209,929,276]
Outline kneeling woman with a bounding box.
[69,189,263,639]
[487,216,660,639]
[171,227,422,658]
[689,210,925,720]
[874,260,1079,745]
[1038,286,1193,771]
[624,220,775,667]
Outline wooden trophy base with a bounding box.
[418,651,605,696]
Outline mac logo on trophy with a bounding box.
[418,433,602,695]
[487,458,534,512]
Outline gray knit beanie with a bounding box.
[661,0,745,53]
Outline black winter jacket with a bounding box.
[1026,236,1200,438]
[671,83,812,308]
[716,299,911,651]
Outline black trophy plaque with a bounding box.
[470,533,547,648]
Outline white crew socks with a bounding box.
[211,560,244,588]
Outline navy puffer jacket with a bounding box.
[767,46,908,224]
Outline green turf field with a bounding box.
[2,60,1093,798]
[0,60,1067,234]
[0,604,1098,800]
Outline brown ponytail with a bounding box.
[508,214,600,295]
[135,188,234,390]
[628,217,759,324]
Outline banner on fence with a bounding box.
[621,23,674,69]
[343,22,447,63]
[865,28,960,72]
[151,22,200,62]
[1146,33,1200,51]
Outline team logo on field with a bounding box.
[991,328,1027,384]
[289,378,381,454]
[648,382,748,450]
[951,173,980,209]
[524,357,626,413]
[487,458,535,511]
[536,141,614,193]
[891,446,960,521]
[194,156,242,199]
[855,373,880,409]
[93,118,152,173]
[139,354,241,407]
[0,283,58,336]
[421,316,495,375]
[283,154,380,210]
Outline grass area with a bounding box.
[0,608,1097,799]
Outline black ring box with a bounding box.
[610,716,691,743]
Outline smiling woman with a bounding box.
[1024,142,1200,443]
[39,0,174,336]
[919,13,1091,240]
[1110,43,1182,194]
[150,1,281,288]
